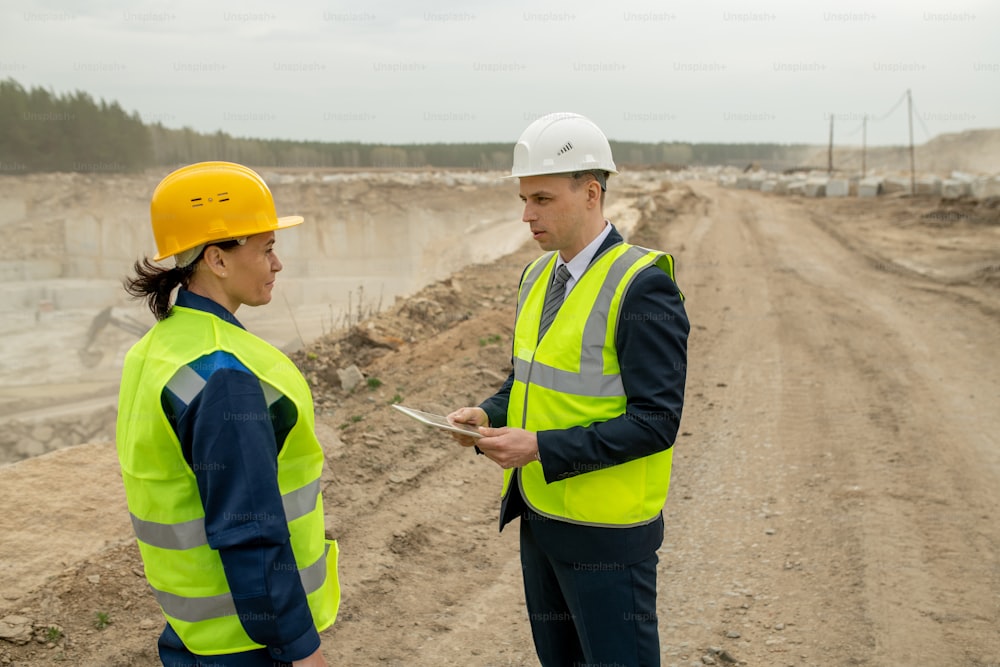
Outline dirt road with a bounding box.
[644,184,999,666]
[1,180,997,666]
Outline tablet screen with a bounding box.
[392,404,484,439]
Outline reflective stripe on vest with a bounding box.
[504,242,677,527]
[151,542,332,624]
[511,245,664,397]
[117,306,339,655]
[128,478,320,550]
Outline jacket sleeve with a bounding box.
[479,371,513,428]
[183,367,320,662]
[535,264,689,482]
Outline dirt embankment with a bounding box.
[1,179,999,667]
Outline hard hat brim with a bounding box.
[276,215,305,229]
[153,215,305,262]
[501,168,619,180]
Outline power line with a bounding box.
[910,100,934,143]
[868,90,908,123]
[833,90,907,146]
[840,119,866,139]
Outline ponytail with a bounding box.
[123,258,195,321]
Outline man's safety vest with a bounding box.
[503,243,678,527]
[116,306,339,655]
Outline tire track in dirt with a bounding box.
[658,183,1000,666]
[756,189,1000,666]
[648,184,826,665]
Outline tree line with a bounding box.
[0,79,151,172]
[1,79,815,174]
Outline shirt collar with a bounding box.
[557,221,613,282]
[174,288,246,330]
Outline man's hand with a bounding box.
[446,407,489,447]
[293,648,328,666]
[476,427,540,470]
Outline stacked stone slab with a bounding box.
[942,179,969,199]
[708,165,998,201]
[787,180,808,196]
[971,176,1000,199]
[826,179,850,197]
[858,178,883,197]
[916,176,942,196]
[804,178,828,197]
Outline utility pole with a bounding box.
[862,114,867,179]
[907,89,915,194]
[828,113,834,174]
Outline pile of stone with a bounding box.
[0,407,116,464]
[717,168,1000,200]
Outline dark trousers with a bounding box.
[520,515,661,667]
[158,623,291,667]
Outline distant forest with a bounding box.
[0,79,814,173]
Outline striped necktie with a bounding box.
[538,264,571,341]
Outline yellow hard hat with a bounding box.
[150,161,303,261]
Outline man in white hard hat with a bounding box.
[449,113,689,665]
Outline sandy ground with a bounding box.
[1,180,998,667]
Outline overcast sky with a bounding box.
[2,0,998,147]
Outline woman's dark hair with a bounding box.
[123,240,242,320]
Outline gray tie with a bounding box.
[538,264,571,341]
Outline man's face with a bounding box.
[518,174,591,260]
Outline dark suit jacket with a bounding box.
[480,225,689,563]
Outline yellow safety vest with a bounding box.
[116,305,339,655]
[504,243,678,527]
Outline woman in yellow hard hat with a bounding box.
[116,162,339,667]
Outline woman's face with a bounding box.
[219,231,283,311]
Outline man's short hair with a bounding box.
[570,170,609,192]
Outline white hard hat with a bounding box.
[508,112,618,180]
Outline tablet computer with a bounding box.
[391,404,483,439]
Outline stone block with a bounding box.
[971,177,1000,199]
[337,364,365,392]
[882,177,911,194]
[941,179,970,199]
[858,178,883,198]
[804,178,827,197]
[826,179,849,197]
[787,181,807,196]
[916,176,942,196]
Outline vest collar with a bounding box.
[174,288,246,330]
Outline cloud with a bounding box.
[2,0,997,145]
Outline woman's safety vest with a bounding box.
[116,306,339,655]
[504,243,678,527]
